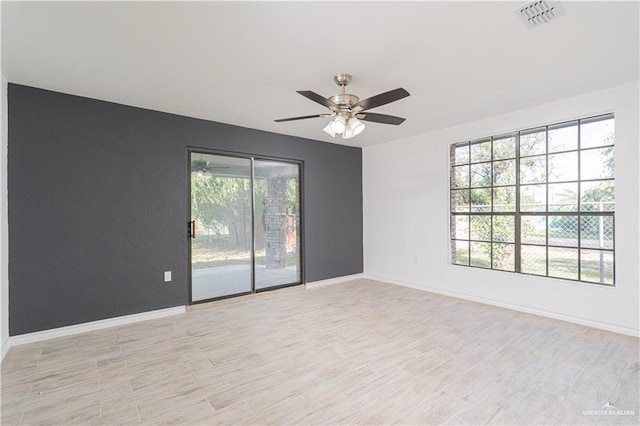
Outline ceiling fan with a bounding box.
[275,74,410,140]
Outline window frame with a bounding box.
[449,113,615,286]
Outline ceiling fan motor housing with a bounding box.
[329,93,360,110]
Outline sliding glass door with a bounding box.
[190,154,253,301]
[189,152,301,303]
[254,160,301,289]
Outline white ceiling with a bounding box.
[2,1,638,147]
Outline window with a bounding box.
[450,114,615,285]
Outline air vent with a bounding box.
[515,0,565,28]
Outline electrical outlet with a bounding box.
[164,271,172,282]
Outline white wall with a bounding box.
[1,73,9,360]
[364,81,639,336]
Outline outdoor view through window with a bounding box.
[449,114,615,285]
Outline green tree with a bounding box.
[191,174,253,250]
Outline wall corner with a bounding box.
[1,74,10,361]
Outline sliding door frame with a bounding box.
[187,147,305,305]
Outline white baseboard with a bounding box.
[9,306,186,347]
[1,336,9,361]
[305,273,364,289]
[364,274,640,338]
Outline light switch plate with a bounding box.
[164,271,172,282]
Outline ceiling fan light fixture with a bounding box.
[329,115,346,134]
[322,122,336,137]
[342,126,354,140]
[348,117,365,136]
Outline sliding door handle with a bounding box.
[188,220,196,239]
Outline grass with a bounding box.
[193,254,299,270]
[453,248,613,284]
[192,236,298,269]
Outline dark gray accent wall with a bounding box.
[8,84,363,335]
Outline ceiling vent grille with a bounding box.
[515,0,565,28]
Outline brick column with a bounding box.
[265,177,287,268]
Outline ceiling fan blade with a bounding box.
[274,114,328,123]
[352,88,410,112]
[357,112,406,125]
[296,91,339,109]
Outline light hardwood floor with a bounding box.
[1,279,639,425]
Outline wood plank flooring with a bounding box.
[1,279,639,425]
